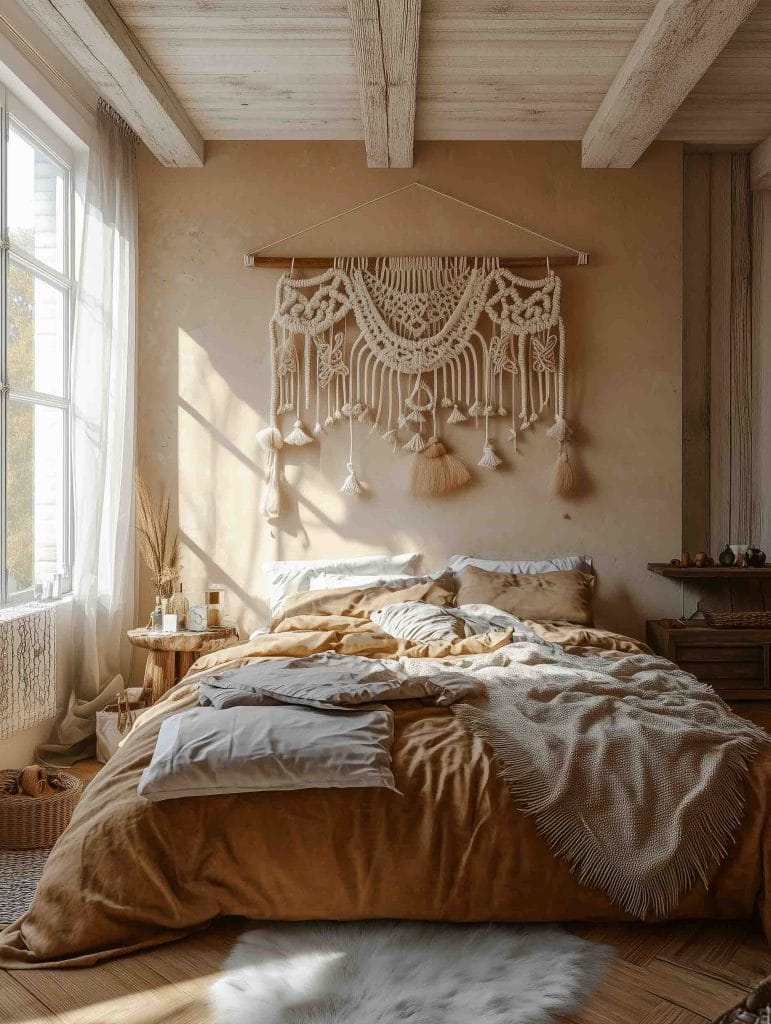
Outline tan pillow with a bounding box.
[455,566,594,626]
[278,576,455,621]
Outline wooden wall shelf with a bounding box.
[648,563,771,580]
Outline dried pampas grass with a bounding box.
[412,438,470,497]
[136,472,181,599]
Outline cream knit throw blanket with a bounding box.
[424,642,769,919]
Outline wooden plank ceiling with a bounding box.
[109,0,771,148]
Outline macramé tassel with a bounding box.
[468,400,484,417]
[324,414,335,428]
[440,397,454,408]
[257,427,283,520]
[406,409,426,424]
[313,421,326,438]
[478,440,502,470]
[447,404,468,425]
[412,438,471,497]
[284,420,313,446]
[256,426,283,452]
[550,445,576,496]
[339,462,363,495]
[403,432,427,453]
[546,414,570,444]
[261,450,281,520]
[546,416,576,496]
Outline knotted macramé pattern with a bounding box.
[257,257,575,519]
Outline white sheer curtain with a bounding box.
[38,100,137,765]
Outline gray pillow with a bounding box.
[370,601,465,643]
[198,651,481,710]
[198,653,401,710]
[138,705,396,802]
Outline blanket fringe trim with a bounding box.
[452,700,767,920]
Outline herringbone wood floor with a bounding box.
[0,916,767,1023]
[2,703,770,1024]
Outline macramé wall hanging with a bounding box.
[246,183,589,522]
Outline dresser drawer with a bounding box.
[676,644,764,664]
[647,620,771,699]
[676,643,767,690]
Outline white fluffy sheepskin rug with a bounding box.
[209,921,613,1024]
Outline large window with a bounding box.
[1,89,75,604]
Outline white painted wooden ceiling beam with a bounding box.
[582,0,759,169]
[346,0,421,168]
[19,0,204,167]
[751,136,771,190]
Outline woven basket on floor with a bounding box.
[704,610,771,629]
[0,773,82,850]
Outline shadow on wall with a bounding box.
[166,319,612,639]
[173,325,427,633]
[134,142,685,651]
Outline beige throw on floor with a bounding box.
[442,642,769,919]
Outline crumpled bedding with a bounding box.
[197,650,483,710]
[2,614,771,969]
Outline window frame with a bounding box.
[0,86,75,606]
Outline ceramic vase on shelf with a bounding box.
[730,543,749,567]
[718,545,735,566]
[746,546,767,568]
[167,586,189,628]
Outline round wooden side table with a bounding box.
[127,626,239,704]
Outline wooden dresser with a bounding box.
[647,619,771,700]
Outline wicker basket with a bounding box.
[0,772,83,849]
[704,610,771,630]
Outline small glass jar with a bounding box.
[151,595,163,632]
[206,586,225,627]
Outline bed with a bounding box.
[1,556,770,969]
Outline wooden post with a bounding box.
[683,153,711,554]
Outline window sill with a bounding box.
[0,594,73,623]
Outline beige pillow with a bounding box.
[279,575,455,621]
[455,566,594,626]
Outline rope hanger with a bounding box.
[243,181,589,268]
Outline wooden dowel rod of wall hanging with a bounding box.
[243,182,590,268]
[244,254,585,269]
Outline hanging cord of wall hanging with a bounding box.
[243,181,590,269]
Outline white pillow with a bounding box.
[308,572,416,592]
[370,601,465,643]
[447,554,593,576]
[138,706,396,802]
[263,553,422,620]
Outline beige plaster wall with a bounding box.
[136,140,683,643]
